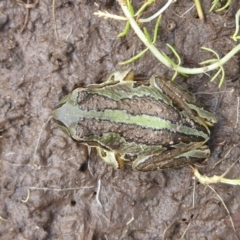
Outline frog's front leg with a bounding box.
[132,144,210,172]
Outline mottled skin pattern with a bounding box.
[52,70,217,171]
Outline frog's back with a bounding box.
[64,81,207,156]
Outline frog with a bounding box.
[52,69,217,171]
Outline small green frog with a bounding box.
[52,70,217,171]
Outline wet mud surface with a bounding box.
[1,0,240,239]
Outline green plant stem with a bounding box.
[231,9,240,41]
[139,0,174,23]
[194,0,204,20]
[118,1,240,75]
[220,178,240,185]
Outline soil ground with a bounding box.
[1,0,240,239]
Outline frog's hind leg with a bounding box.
[132,144,210,172]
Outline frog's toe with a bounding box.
[96,147,125,169]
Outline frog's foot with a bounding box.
[96,146,125,169]
[106,69,134,83]
[132,145,210,172]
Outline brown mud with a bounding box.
[1,0,240,239]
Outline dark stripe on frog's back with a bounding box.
[76,118,206,147]
[78,90,182,123]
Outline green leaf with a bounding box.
[119,48,149,65]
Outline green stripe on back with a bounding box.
[80,109,208,139]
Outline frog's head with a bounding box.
[52,89,80,138]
